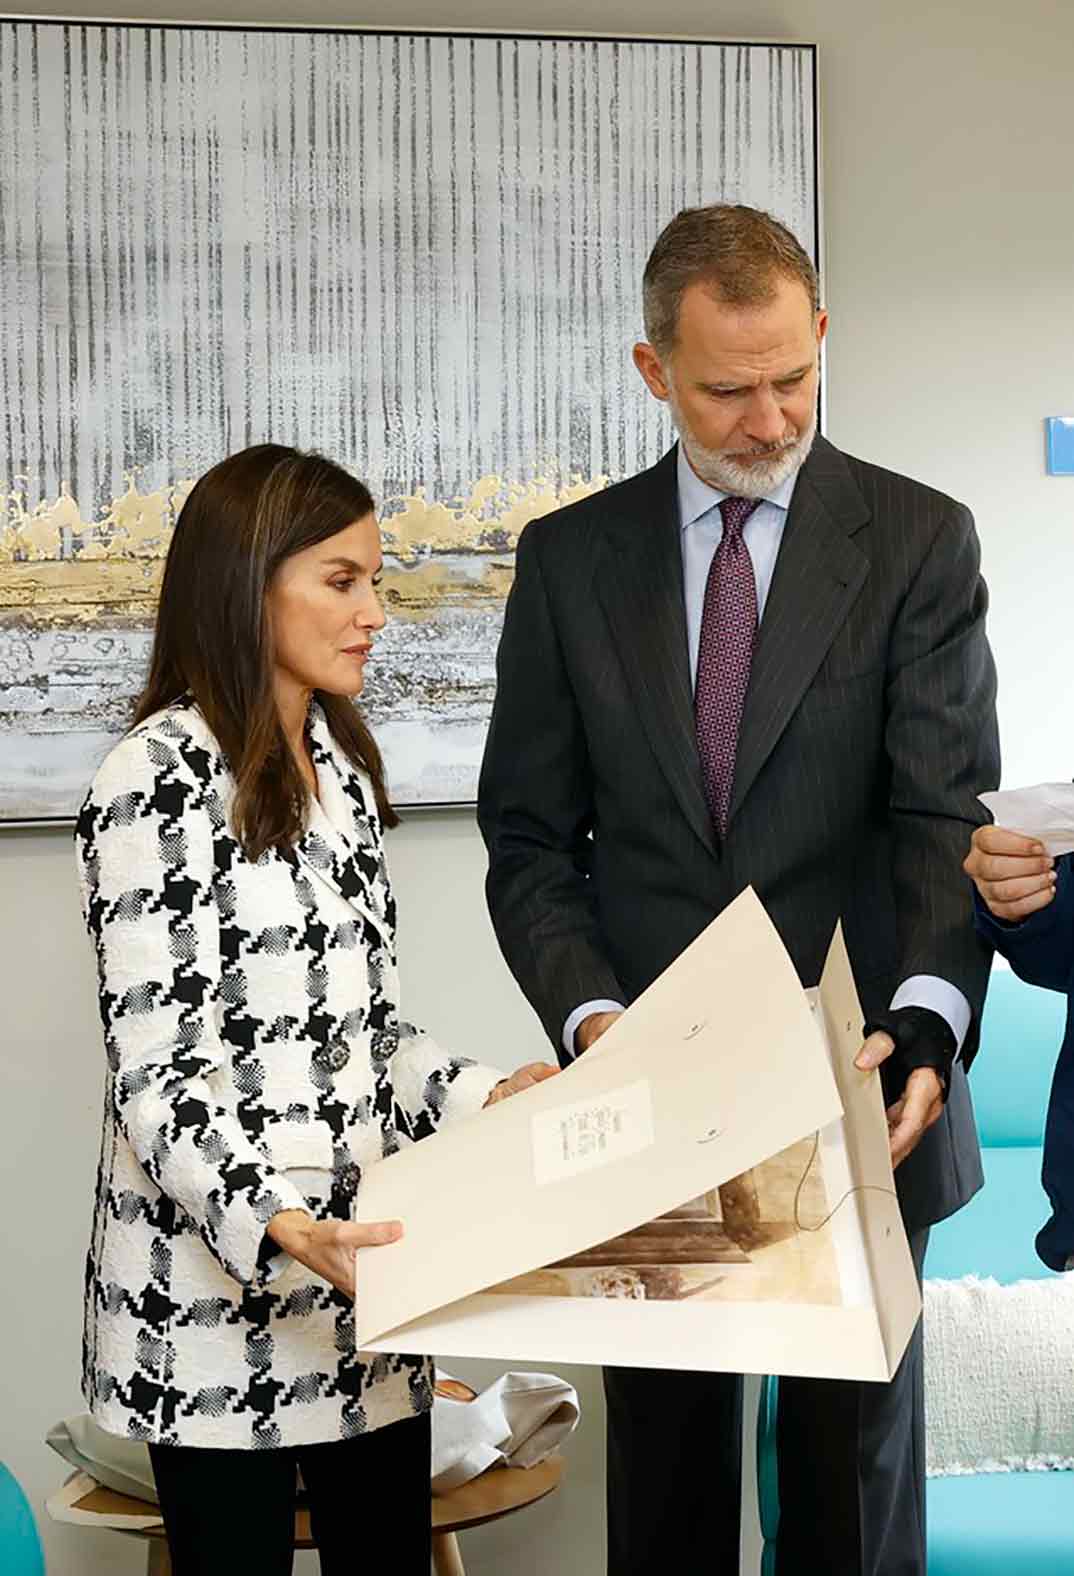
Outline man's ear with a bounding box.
[633,341,672,403]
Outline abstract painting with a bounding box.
[0,23,818,820]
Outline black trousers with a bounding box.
[603,1229,929,1576]
[148,1411,431,1575]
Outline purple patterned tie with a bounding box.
[695,496,762,837]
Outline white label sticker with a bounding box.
[531,1079,655,1185]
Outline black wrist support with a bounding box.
[862,1005,957,1103]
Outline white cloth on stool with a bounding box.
[431,1371,580,1494]
[48,1371,580,1505]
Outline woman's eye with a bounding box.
[331,578,355,593]
[372,575,384,589]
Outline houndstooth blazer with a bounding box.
[75,697,500,1449]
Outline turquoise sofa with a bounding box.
[925,967,1070,1574]
[756,967,1071,1574]
[0,1463,45,1576]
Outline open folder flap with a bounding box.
[816,925,922,1379]
[356,887,843,1347]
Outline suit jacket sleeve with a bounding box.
[76,731,311,1288]
[478,520,625,1056]
[974,857,1074,993]
[885,501,1000,1064]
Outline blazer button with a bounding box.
[316,1040,351,1073]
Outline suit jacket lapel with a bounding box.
[597,449,719,861]
[728,438,872,823]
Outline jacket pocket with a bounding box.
[262,1120,336,1173]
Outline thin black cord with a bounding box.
[792,1130,899,1234]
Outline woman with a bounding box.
[75,444,556,1574]
[964,823,1072,1270]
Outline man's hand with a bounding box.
[574,1010,623,1055]
[266,1210,403,1298]
[884,1068,946,1167]
[484,1061,559,1105]
[964,825,1056,921]
[855,1033,945,1167]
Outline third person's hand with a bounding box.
[963,825,1056,921]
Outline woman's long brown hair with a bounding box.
[132,444,398,858]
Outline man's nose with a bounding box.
[742,387,787,446]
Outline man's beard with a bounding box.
[668,390,816,498]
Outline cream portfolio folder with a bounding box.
[355,888,920,1383]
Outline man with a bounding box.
[477,204,998,1575]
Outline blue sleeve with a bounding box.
[974,855,1074,994]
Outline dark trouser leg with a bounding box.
[298,1411,432,1575]
[148,1441,297,1576]
[775,1227,929,1576]
[603,1364,743,1575]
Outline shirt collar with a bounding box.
[676,441,800,531]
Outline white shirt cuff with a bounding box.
[563,999,626,1059]
[889,975,971,1059]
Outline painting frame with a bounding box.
[0,18,821,826]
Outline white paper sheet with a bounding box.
[530,1080,655,1185]
[980,783,1074,855]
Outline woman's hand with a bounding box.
[266,1210,403,1298]
[484,1061,559,1106]
[963,825,1056,921]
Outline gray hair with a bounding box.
[642,204,819,357]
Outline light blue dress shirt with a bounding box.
[563,445,970,1060]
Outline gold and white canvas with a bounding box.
[0,23,818,819]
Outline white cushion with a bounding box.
[924,1275,1074,1475]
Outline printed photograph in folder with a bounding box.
[490,1138,843,1309]
[355,891,921,1383]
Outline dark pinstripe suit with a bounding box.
[477,437,1000,1575]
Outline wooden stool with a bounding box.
[49,1456,564,1575]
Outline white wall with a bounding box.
[3,1,1073,1572]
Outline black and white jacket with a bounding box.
[75,698,500,1449]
